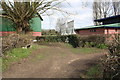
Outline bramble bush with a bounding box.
[2,34,33,55]
[102,34,120,79]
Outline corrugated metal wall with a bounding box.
[0,16,42,36]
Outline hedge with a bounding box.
[36,35,80,48]
[36,35,107,49]
[80,35,107,48]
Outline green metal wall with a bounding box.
[0,17,15,31]
[30,17,42,32]
[0,16,42,32]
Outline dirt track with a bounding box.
[3,44,105,78]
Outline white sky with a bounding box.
[1,0,94,29]
[2,0,119,30]
[41,0,94,30]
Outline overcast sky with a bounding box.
[0,0,94,30]
[2,0,118,30]
[41,0,94,30]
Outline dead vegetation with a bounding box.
[2,34,33,55]
[102,34,120,79]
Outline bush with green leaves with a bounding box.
[80,35,107,48]
[67,35,80,48]
[36,35,80,48]
[36,35,107,48]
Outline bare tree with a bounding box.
[112,0,120,16]
[93,0,120,25]
[93,0,114,25]
[93,1,100,25]
[55,18,67,35]
[0,0,63,33]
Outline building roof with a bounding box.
[94,15,120,22]
[75,23,120,31]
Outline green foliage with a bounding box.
[96,44,107,49]
[86,65,102,78]
[80,35,107,49]
[36,35,107,49]
[67,35,80,48]
[82,35,105,44]
[42,29,59,36]
[36,35,80,48]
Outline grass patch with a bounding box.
[0,57,2,73]
[86,65,102,78]
[2,44,43,71]
[71,47,104,54]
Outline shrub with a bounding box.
[102,34,120,79]
[2,34,33,55]
[36,35,107,48]
[36,35,80,48]
[67,35,80,48]
[108,35,120,56]
[96,44,107,49]
[80,35,107,48]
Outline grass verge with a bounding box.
[71,47,104,54]
[86,64,102,78]
[0,57,2,73]
[2,44,42,71]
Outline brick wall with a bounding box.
[32,32,42,36]
[0,32,42,36]
[105,29,120,34]
[75,28,120,35]
[76,28,104,35]
[0,31,16,36]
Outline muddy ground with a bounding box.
[3,43,106,78]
